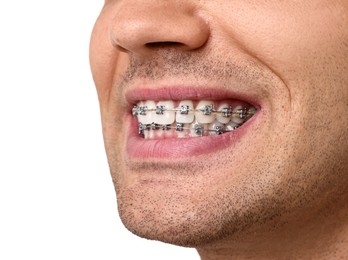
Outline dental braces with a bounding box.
[132,105,256,119]
[138,122,240,136]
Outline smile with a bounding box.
[125,87,261,158]
[132,100,256,139]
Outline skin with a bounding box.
[90,0,348,259]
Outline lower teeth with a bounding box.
[138,121,241,138]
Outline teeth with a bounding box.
[165,124,175,138]
[190,122,206,137]
[138,101,155,124]
[175,123,185,131]
[195,100,215,124]
[225,121,240,131]
[153,101,175,125]
[231,105,246,124]
[247,107,257,120]
[134,99,256,139]
[144,129,155,139]
[208,120,225,135]
[176,100,194,123]
[216,103,232,124]
[177,123,190,138]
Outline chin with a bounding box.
[115,179,286,248]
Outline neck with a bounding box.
[196,203,348,260]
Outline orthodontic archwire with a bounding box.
[137,122,235,136]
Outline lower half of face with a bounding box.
[107,97,348,247]
[91,0,348,247]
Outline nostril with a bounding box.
[145,41,184,48]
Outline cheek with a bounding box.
[90,11,120,110]
[211,1,348,81]
[211,1,348,136]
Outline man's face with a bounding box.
[90,0,348,247]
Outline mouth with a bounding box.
[125,88,260,159]
[133,100,256,139]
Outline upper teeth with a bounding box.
[133,100,255,123]
[176,100,195,123]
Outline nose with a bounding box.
[109,0,210,55]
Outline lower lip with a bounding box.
[126,113,258,159]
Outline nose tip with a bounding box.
[109,1,210,55]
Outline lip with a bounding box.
[125,86,261,105]
[125,86,262,159]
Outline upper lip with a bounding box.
[124,85,262,109]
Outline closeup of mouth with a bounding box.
[125,88,260,159]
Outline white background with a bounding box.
[0,1,199,259]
